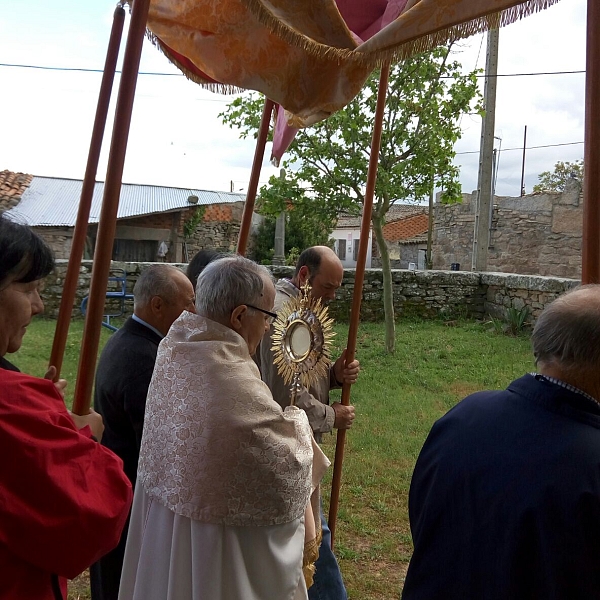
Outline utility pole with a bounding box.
[472,28,499,272]
[582,0,600,283]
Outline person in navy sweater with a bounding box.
[403,284,600,600]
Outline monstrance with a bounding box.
[271,282,335,406]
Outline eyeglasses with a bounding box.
[245,304,278,324]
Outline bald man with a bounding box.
[256,246,360,600]
[403,285,600,599]
[91,265,195,600]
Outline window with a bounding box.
[353,239,360,261]
[337,239,346,260]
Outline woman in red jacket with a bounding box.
[0,214,133,599]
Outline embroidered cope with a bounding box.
[138,311,314,526]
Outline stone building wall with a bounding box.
[27,203,245,262]
[432,181,583,278]
[41,261,579,324]
[33,227,75,259]
[186,204,244,256]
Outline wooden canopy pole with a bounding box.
[328,63,391,547]
[49,4,125,378]
[236,98,275,256]
[72,0,151,415]
[582,0,600,284]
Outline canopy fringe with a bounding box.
[146,31,245,94]
[241,0,562,68]
[241,0,358,63]
[361,0,563,67]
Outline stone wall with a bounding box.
[41,261,579,324]
[34,227,75,259]
[432,180,583,278]
[482,273,578,321]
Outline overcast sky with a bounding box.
[0,0,586,198]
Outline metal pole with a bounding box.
[49,4,125,379]
[328,63,391,548]
[582,0,600,283]
[72,0,151,415]
[520,125,527,196]
[473,28,499,272]
[236,98,275,256]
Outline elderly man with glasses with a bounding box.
[119,255,323,600]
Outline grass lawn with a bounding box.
[11,317,532,600]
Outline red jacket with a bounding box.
[0,369,133,599]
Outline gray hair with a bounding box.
[133,265,181,309]
[531,284,600,371]
[195,255,273,321]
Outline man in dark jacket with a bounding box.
[90,264,195,600]
[403,284,600,600]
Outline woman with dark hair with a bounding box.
[0,213,55,370]
[0,214,133,600]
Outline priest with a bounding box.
[119,255,325,600]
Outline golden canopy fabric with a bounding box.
[143,0,561,128]
[144,0,372,127]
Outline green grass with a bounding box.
[12,319,115,410]
[11,317,532,600]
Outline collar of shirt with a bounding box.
[132,314,164,339]
[531,372,600,407]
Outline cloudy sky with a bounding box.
[0,0,587,198]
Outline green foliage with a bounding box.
[285,247,301,266]
[220,45,482,216]
[249,219,275,263]
[487,306,531,336]
[533,160,584,193]
[249,210,332,264]
[182,206,206,239]
[505,306,531,335]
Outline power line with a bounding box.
[0,63,180,76]
[0,62,586,79]
[456,141,584,156]
[471,70,584,78]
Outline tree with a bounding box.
[250,208,333,264]
[221,45,482,352]
[533,160,584,193]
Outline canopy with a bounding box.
[143,0,560,131]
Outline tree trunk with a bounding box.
[372,213,395,353]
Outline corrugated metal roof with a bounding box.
[4,176,247,227]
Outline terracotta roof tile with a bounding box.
[383,213,429,242]
[336,204,426,228]
[0,170,33,204]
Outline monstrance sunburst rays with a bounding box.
[271,282,335,404]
